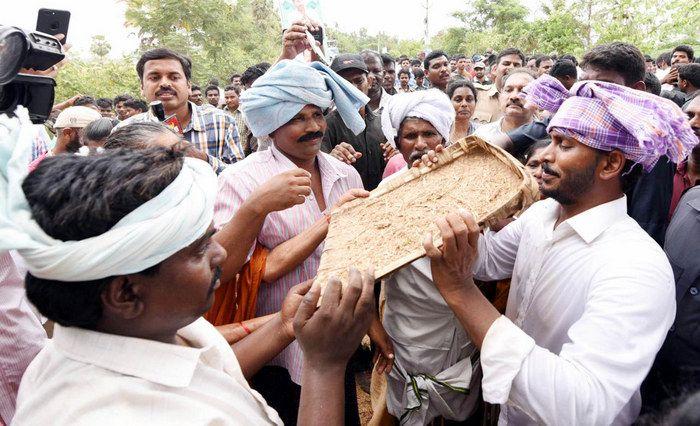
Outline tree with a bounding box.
[90,35,112,58]
[124,0,282,84]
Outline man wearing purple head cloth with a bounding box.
[409,74,697,425]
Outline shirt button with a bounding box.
[690,287,699,296]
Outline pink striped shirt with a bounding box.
[214,142,362,384]
[0,252,47,424]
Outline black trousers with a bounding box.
[250,365,360,426]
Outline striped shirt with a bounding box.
[214,142,363,384]
[115,101,245,174]
[0,252,47,424]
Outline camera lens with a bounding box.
[0,30,28,85]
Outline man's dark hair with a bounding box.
[657,52,672,67]
[113,94,133,105]
[359,50,383,65]
[96,98,113,109]
[208,78,220,87]
[229,73,241,83]
[410,59,422,67]
[424,50,448,70]
[398,69,411,78]
[381,53,395,68]
[23,148,184,329]
[453,54,466,61]
[413,68,425,78]
[581,42,645,87]
[74,96,97,107]
[205,85,220,96]
[678,63,700,88]
[190,84,202,92]
[240,62,271,87]
[124,99,148,113]
[673,45,695,61]
[136,48,192,81]
[84,118,115,143]
[535,55,553,68]
[495,48,526,67]
[446,79,477,100]
[549,59,577,79]
[224,84,241,95]
[560,54,578,66]
[644,72,661,96]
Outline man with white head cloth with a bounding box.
[214,58,371,423]
[0,108,375,425]
[367,89,482,425]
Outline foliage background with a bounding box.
[55,0,699,101]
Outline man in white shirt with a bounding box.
[473,69,535,145]
[418,77,697,424]
[0,123,374,425]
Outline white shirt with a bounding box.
[472,117,506,144]
[473,196,675,425]
[13,318,282,426]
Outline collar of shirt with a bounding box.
[141,101,204,133]
[544,195,629,244]
[268,142,349,202]
[52,318,218,388]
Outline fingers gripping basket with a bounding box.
[313,136,540,292]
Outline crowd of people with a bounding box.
[1,18,699,426]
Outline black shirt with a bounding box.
[322,107,387,190]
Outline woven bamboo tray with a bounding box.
[313,136,539,292]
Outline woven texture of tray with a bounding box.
[313,136,539,291]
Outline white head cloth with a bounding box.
[0,107,216,282]
[380,89,455,147]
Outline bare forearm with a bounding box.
[216,314,276,345]
[440,278,501,348]
[298,365,346,426]
[263,218,328,283]
[213,201,267,281]
[232,314,294,380]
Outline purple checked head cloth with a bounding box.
[521,74,697,171]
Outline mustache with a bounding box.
[409,150,429,163]
[541,162,560,177]
[156,87,177,96]
[207,266,222,296]
[297,131,324,143]
[507,99,524,108]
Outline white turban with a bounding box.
[0,107,216,282]
[240,59,369,138]
[381,89,455,147]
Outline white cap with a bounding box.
[54,106,102,129]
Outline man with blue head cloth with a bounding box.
[213,22,372,424]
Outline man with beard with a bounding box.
[215,47,370,423]
[28,106,102,171]
[473,68,535,144]
[424,50,450,92]
[205,85,221,108]
[473,48,525,124]
[419,75,696,425]
[472,61,490,85]
[321,54,394,190]
[116,48,244,174]
[371,89,482,425]
[360,50,393,111]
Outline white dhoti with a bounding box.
[383,257,481,425]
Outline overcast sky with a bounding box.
[6,1,541,58]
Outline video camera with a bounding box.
[0,25,65,124]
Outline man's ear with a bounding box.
[599,150,626,182]
[632,80,646,92]
[101,276,146,321]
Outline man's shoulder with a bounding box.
[198,106,236,123]
[218,150,273,181]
